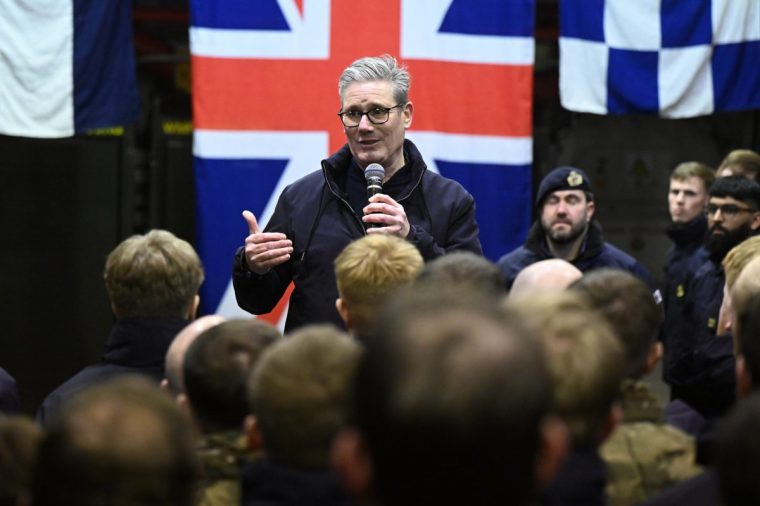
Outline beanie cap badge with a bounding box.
[566,170,584,187]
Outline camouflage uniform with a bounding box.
[600,380,702,506]
[196,431,256,506]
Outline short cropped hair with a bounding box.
[335,235,423,336]
[733,258,760,357]
[716,393,760,505]
[733,257,760,373]
[670,161,715,191]
[249,325,361,470]
[709,175,760,210]
[0,416,42,506]
[718,149,760,181]
[32,376,199,506]
[510,292,625,449]
[338,54,411,105]
[183,319,281,432]
[416,251,505,296]
[356,288,551,506]
[570,269,663,379]
[723,236,760,290]
[104,230,204,319]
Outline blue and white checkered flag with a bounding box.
[559,0,760,118]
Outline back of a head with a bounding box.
[709,175,760,209]
[716,392,760,505]
[334,235,423,336]
[508,291,625,449]
[183,319,281,432]
[164,315,226,395]
[248,324,361,470]
[356,288,551,506]
[718,149,760,181]
[670,161,715,188]
[734,259,760,383]
[509,259,582,298]
[32,376,198,506]
[105,229,204,319]
[723,236,760,290]
[570,269,663,378]
[416,250,505,296]
[0,416,42,506]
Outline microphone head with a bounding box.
[364,163,385,182]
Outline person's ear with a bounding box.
[585,200,596,221]
[402,101,413,128]
[599,403,623,443]
[336,298,352,329]
[331,428,374,500]
[187,295,200,320]
[534,415,569,487]
[644,342,663,374]
[750,211,760,230]
[244,415,264,452]
[736,355,753,399]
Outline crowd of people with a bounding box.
[2,54,760,505]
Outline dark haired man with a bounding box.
[669,176,760,413]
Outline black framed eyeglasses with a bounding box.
[705,203,757,217]
[338,104,405,127]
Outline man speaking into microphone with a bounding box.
[232,54,482,332]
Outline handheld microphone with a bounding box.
[365,163,385,199]
[364,164,385,229]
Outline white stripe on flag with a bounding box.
[0,0,74,137]
[406,131,533,166]
[190,0,330,59]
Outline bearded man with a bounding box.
[498,166,656,292]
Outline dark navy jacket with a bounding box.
[668,259,725,393]
[242,459,356,506]
[662,216,709,384]
[233,139,482,332]
[36,318,188,426]
[0,367,20,414]
[497,220,656,291]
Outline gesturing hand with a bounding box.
[242,210,293,275]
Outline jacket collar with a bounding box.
[321,139,427,202]
[102,318,189,368]
[666,215,707,248]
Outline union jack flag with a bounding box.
[190,0,535,326]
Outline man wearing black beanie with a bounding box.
[498,166,656,292]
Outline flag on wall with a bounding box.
[190,0,535,323]
[0,0,140,138]
[559,0,760,117]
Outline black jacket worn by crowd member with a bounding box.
[242,459,356,506]
[541,448,606,506]
[662,216,709,385]
[36,318,188,425]
[667,258,724,392]
[0,367,20,414]
[497,220,657,291]
[233,139,482,332]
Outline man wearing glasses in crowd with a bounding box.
[233,54,482,332]
[669,175,760,416]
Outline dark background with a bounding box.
[1,0,758,415]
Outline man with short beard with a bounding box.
[669,175,760,413]
[498,166,655,292]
